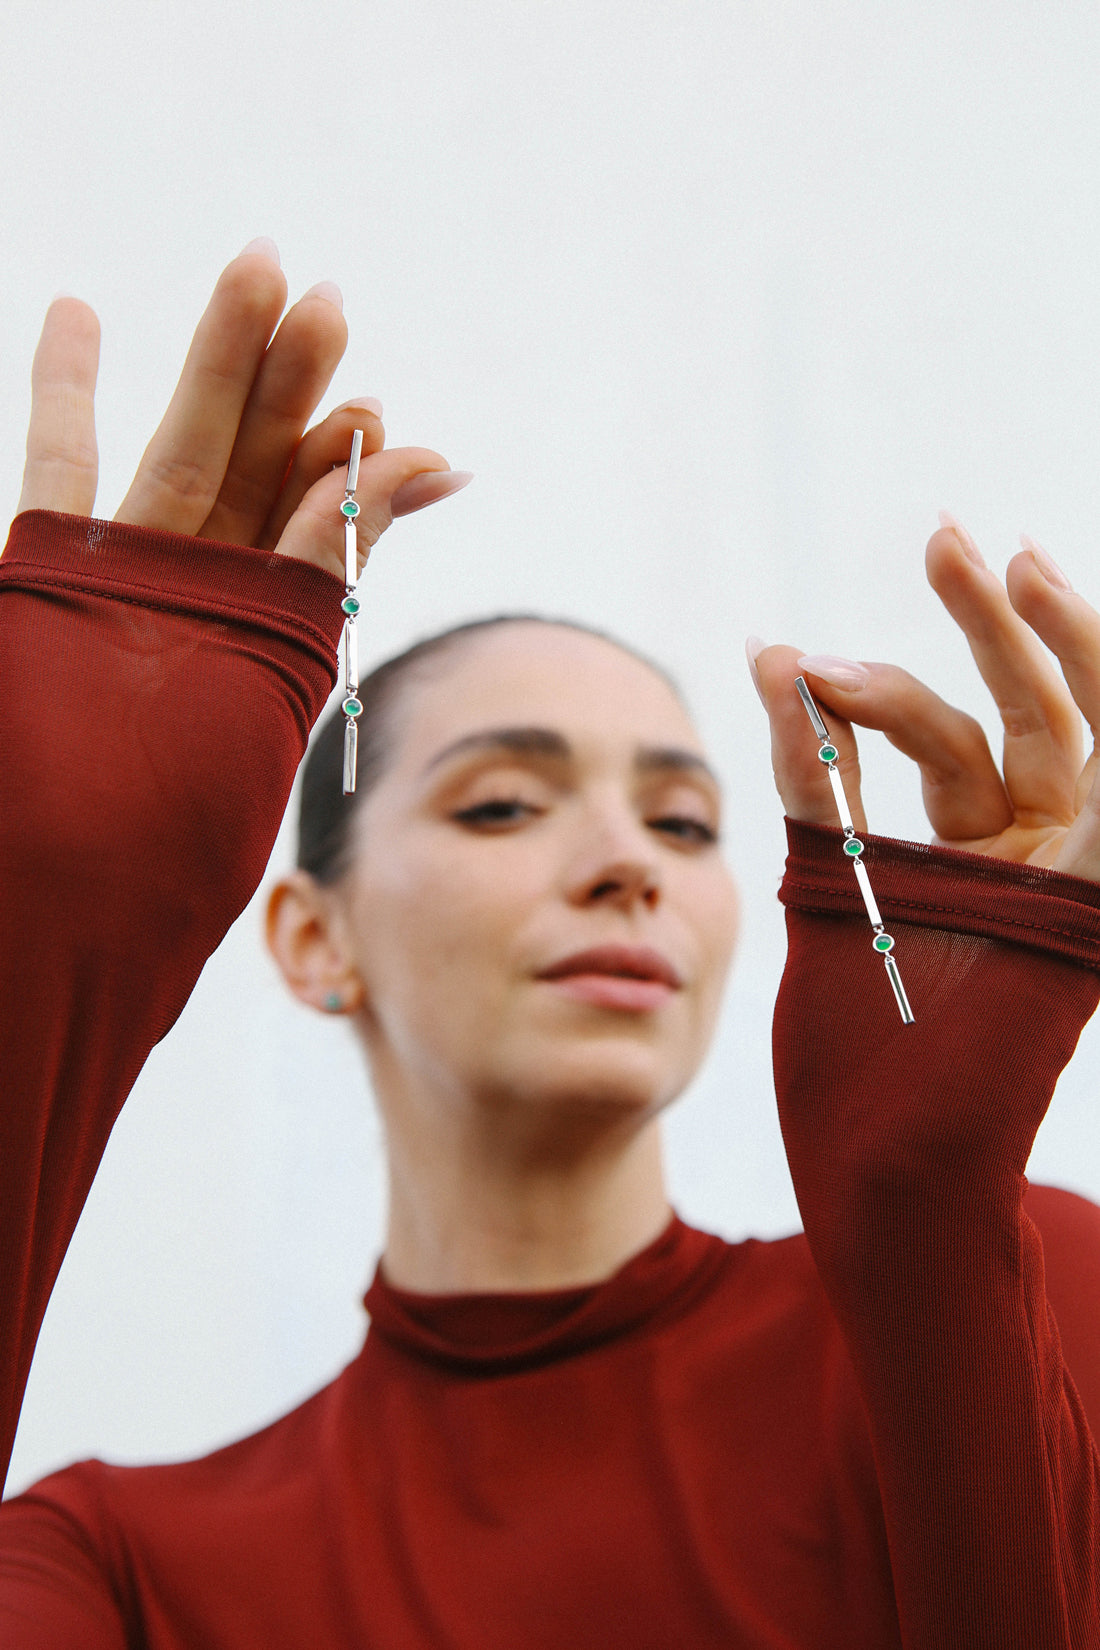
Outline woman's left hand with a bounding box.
[751,521,1100,884]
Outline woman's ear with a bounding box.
[265,870,365,1016]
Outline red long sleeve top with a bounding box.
[3,510,1100,1648]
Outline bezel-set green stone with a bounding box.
[843,837,864,856]
[817,743,839,764]
[341,499,361,519]
[341,595,361,616]
[873,932,895,953]
[343,695,364,718]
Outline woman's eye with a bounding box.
[452,798,541,828]
[648,814,719,847]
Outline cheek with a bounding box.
[347,838,536,1014]
[690,869,740,1003]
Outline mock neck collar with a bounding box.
[362,1215,734,1373]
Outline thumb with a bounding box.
[749,639,868,832]
[275,445,471,580]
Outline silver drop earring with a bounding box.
[795,676,914,1025]
[339,430,365,794]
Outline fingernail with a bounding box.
[240,236,281,266]
[336,396,383,419]
[1020,533,1072,592]
[938,509,984,567]
[745,635,766,707]
[391,470,473,517]
[303,280,343,312]
[796,654,870,690]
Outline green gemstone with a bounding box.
[873,933,895,953]
[843,837,864,856]
[343,696,364,718]
[341,499,360,519]
[341,595,361,616]
[817,743,839,764]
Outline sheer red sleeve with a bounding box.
[0,511,343,1491]
[776,818,1100,1649]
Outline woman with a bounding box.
[2,242,1100,1648]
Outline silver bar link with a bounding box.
[850,857,883,928]
[345,427,363,496]
[344,618,359,695]
[885,955,915,1025]
[795,675,830,740]
[825,762,855,833]
[342,718,358,794]
[793,675,914,1025]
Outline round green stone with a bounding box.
[343,695,364,718]
[817,743,839,764]
[873,932,895,953]
[341,595,361,616]
[341,499,360,519]
[843,837,864,856]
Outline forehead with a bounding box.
[386,624,705,771]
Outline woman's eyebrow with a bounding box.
[422,726,571,775]
[635,747,720,788]
[421,726,719,788]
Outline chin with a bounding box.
[509,1045,691,1122]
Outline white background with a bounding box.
[4,0,1100,1494]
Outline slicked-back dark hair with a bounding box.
[297,614,682,885]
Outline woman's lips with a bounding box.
[537,946,682,1013]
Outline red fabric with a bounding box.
[0,511,343,1488]
[3,511,1100,1647]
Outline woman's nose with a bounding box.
[564,812,662,913]
[576,860,660,912]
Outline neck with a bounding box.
[379,1100,671,1295]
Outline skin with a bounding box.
[14,240,470,575]
[267,623,740,1291]
[15,243,1100,1292]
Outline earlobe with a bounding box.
[265,871,365,1016]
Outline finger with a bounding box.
[752,643,869,831]
[792,656,1013,845]
[390,469,475,516]
[1052,764,1100,882]
[201,283,349,545]
[1005,543,1100,806]
[926,524,1083,826]
[275,446,459,580]
[114,247,288,533]
[257,400,386,550]
[17,298,101,516]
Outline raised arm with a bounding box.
[753,524,1100,1647]
[0,243,469,1491]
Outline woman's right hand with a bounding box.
[13,238,470,582]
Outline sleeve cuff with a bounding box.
[779,817,1100,970]
[1,510,347,670]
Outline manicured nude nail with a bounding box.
[240,236,281,265]
[391,470,474,517]
[745,636,767,707]
[938,509,984,567]
[1020,533,1072,592]
[336,397,384,419]
[796,654,870,690]
[303,280,343,312]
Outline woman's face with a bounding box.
[337,623,739,1128]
